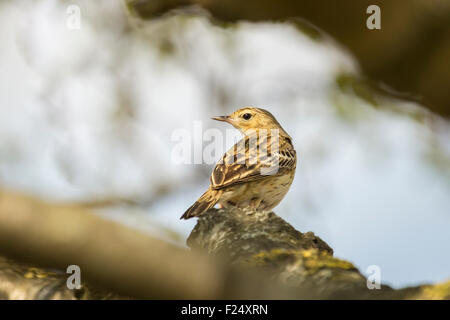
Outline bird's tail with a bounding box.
[180,188,221,219]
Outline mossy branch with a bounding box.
[0,189,448,299]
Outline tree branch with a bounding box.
[0,189,448,299]
[126,0,450,118]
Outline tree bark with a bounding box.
[0,189,448,299]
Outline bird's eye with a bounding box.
[242,113,252,120]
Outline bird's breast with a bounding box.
[220,170,295,212]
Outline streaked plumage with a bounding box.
[181,107,297,219]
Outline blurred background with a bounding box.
[0,0,449,288]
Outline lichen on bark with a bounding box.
[187,208,389,298]
[188,208,332,258]
[0,190,448,299]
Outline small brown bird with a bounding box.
[181,107,297,219]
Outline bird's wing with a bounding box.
[210,136,296,190]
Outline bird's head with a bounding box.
[212,107,291,138]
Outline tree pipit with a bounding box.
[181,107,296,219]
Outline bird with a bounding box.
[180,107,297,219]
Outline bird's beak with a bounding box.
[211,115,231,123]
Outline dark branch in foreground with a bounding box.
[0,189,448,299]
[126,0,450,118]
